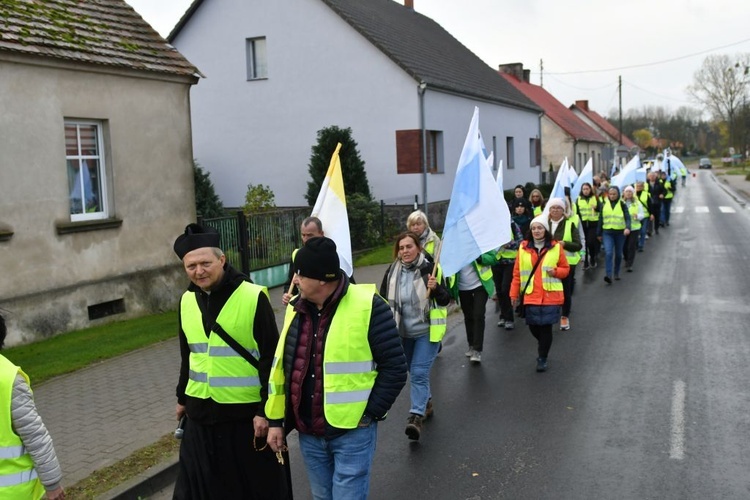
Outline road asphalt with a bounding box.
[29,168,749,499]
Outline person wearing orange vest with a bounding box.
[510,216,570,373]
[0,315,64,500]
[266,237,406,499]
[172,224,291,499]
[597,186,632,284]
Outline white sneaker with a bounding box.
[465,348,474,357]
[497,320,504,327]
[470,351,482,363]
[505,321,515,330]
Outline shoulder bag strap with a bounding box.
[212,322,260,370]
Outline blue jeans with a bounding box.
[602,230,626,277]
[638,222,648,249]
[401,334,440,416]
[298,423,378,500]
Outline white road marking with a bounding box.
[672,206,685,213]
[670,380,686,460]
[680,286,688,304]
[694,206,709,213]
[719,206,736,213]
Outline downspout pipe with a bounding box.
[418,81,428,214]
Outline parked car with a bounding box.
[699,158,712,169]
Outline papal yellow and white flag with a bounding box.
[311,142,353,277]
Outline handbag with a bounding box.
[515,248,546,318]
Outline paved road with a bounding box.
[34,169,750,498]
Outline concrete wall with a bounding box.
[172,0,541,207]
[0,56,197,345]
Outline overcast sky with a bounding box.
[126,0,750,118]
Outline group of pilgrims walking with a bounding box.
[390,159,682,441]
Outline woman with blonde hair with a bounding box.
[528,189,546,216]
[406,210,441,260]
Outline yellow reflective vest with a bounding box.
[0,356,45,500]
[181,282,266,404]
[561,219,581,265]
[602,201,626,230]
[636,190,650,217]
[627,201,642,231]
[518,244,564,294]
[576,196,599,222]
[266,284,378,429]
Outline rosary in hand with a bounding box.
[253,435,287,465]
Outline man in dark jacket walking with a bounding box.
[267,237,407,500]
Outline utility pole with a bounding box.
[618,75,623,145]
[540,59,544,87]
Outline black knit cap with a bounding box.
[294,236,341,282]
[512,198,527,208]
[173,223,221,259]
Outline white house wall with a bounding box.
[173,0,541,207]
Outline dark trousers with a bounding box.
[174,418,292,500]
[582,222,599,265]
[459,286,489,352]
[561,265,576,317]
[529,324,553,358]
[624,230,639,267]
[650,204,661,234]
[491,263,515,322]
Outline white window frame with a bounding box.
[65,120,108,222]
[246,37,268,80]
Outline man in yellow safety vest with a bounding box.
[267,237,407,499]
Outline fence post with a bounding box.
[236,211,251,275]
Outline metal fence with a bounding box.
[201,209,309,274]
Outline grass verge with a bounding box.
[354,243,393,267]
[4,311,176,385]
[66,433,180,499]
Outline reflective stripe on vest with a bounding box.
[628,202,642,230]
[518,244,564,294]
[637,191,650,217]
[267,284,378,429]
[561,219,581,265]
[0,355,44,499]
[576,197,598,222]
[602,201,626,230]
[429,303,448,342]
[181,282,266,404]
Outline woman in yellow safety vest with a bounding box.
[529,188,546,216]
[598,186,632,284]
[0,315,64,500]
[575,182,601,270]
[510,216,569,372]
[547,197,581,331]
[380,232,450,442]
[622,186,645,272]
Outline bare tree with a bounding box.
[687,53,750,149]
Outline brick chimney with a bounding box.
[498,63,525,82]
[575,100,589,111]
[404,0,414,9]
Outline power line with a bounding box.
[542,37,750,75]
[622,80,694,105]
[544,73,616,92]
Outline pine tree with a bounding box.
[193,160,224,218]
[305,126,373,206]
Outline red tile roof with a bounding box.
[569,101,637,149]
[0,0,200,80]
[499,73,606,143]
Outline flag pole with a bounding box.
[426,239,443,298]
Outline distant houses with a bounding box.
[169,0,543,209]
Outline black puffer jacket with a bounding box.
[273,275,406,439]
